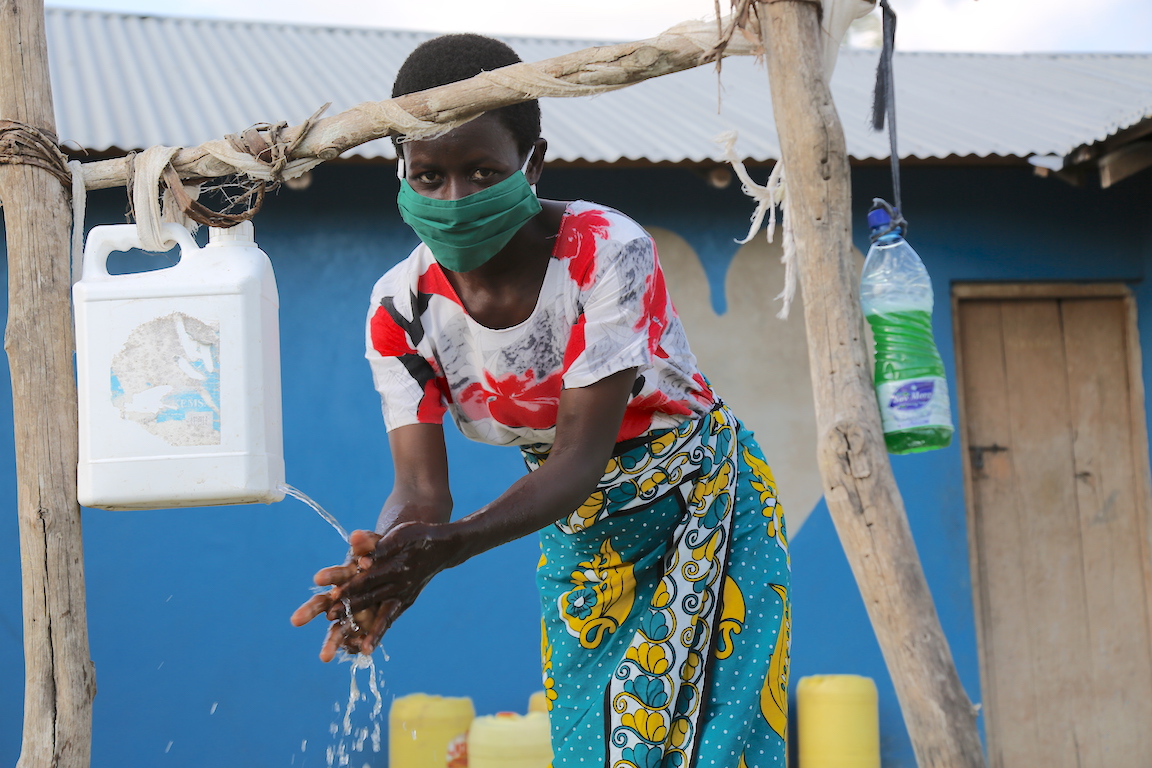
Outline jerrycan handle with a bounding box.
[81,223,200,281]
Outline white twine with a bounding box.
[715,130,797,319]
[822,0,878,77]
[131,145,211,251]
[353,100,464,146]
[68,160,87,285]
[716,130,784,245]
[478,63,628,99]
[716,0,874,320]
[351,69,622,149]
[201,138,323,182]
[132,145,181,251]
[664,14,766,57]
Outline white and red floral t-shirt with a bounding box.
[365,201,714,448]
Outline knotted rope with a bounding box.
[120,104,330,252]
[125,145,198,252]
[0,120,73,188]
[200,103,329,182]
[0,120,93,284]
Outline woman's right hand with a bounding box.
[328,520,463,657]
[290,529,383,662]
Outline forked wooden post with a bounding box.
[757,1,985,765]
[0,1,96,767]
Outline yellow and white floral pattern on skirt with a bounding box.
[526,403,791,768]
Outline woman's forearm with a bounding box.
[375,490,453,535]
[442,446,604,567]
[380,368,636,569]
[440,369,637,567]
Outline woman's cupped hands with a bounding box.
[290,522,455,662]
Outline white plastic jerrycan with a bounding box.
[73,221,285,510]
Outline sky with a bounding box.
[43,0,1152,53]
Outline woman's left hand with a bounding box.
[291,523,458,660]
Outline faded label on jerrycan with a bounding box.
[111,311,221,446]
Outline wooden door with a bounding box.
[954,284,1152,768]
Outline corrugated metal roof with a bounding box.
[44,8,1152,164]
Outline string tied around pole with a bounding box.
[0,120,93,286]
[0,120,73,189]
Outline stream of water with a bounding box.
[278,484,388,767]
[277,483,350,542]
[327,654,385,767]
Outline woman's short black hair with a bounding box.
[392,33,542,158]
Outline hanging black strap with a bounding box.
[870,0,903,220]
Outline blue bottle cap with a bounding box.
[867,207,892,230]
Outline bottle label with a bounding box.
[876,376,953,431]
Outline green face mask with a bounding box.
[397,165,542,273]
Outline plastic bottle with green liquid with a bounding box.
[859,202,954,454]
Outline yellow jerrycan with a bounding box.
[73,221,284,509]
[798,674,881,768]
[467,711,553,768]
[389,694,474,768]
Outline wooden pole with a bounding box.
[756,1,985,766]
[0,1,96,767]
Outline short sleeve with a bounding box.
[365,286,448,431]
[562,235,670,389]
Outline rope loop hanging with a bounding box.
[870,0,904,221]
[129,145,191,251]
[161,164,264,229]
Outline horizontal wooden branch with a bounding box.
[80,16,761,191]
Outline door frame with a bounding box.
[950,281,1152,759]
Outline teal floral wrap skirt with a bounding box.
[524,404,791,768]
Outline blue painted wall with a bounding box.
[1,162,1149,767]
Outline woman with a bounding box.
[291,33,791,768]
